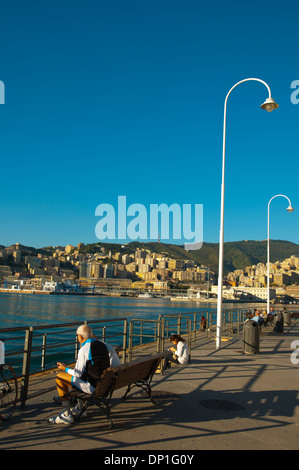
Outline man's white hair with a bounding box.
[76,324,93,339]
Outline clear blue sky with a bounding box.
[0,0,298,248]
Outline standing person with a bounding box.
[49,324,110,425]
[168,334,189,365]
[200,315,207,331]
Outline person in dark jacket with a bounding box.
[49,324,110,424]
[200,315,207,331]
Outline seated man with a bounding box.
[265,307,276,326]
[49,324,110,425]
[252,310,263,325]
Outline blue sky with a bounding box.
[0,0,298,248]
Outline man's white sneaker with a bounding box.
[49,410,74,424]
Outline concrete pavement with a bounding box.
[1,320,299,451]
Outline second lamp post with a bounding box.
[267,194,294,313]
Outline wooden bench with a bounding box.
[70,352,170,428]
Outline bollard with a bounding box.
[243,320,259,354]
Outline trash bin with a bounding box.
[283,310,291,327]
[243,320,259,354]
[274,312,284,333]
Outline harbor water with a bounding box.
[0,292,253,375]
[0,292,219,327]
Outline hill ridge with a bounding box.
[4,239,299,276]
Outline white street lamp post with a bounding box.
[267,195,294,313]
[216,78,279,350]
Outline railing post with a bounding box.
[75,333,79,359]
[187,317,192,361]
[193,312,197,342]
[156,320,160,353]
[178,315,181,335]
[41,333,47,371]
[20,327,33,408]
[207,311,212,338]
[156,317,164,353]
[128,321,133,363]
[122,319,128,364]
[160,316,165,353]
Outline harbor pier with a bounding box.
[1,315,299,451]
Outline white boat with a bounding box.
[138,293,154,298]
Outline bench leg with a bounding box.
[101,400,113,429]
[93,398,113,429]
[122,384,131,400]
[75,398,113,429]
[122,382,158,405]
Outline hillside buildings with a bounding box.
[0,242,214,294]
[225,255,299,301]
[0,242,298,302]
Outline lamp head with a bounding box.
[286,205,294,213]
[261,97,279,112]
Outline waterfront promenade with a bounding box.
[1,320,299,451]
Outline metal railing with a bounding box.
[1,318,128,407]
[0,308,248,407]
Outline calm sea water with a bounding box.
[0,292,221,372]
[0,293,260,374]
[0,292,218,328]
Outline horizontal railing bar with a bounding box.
[0,318,128,334]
